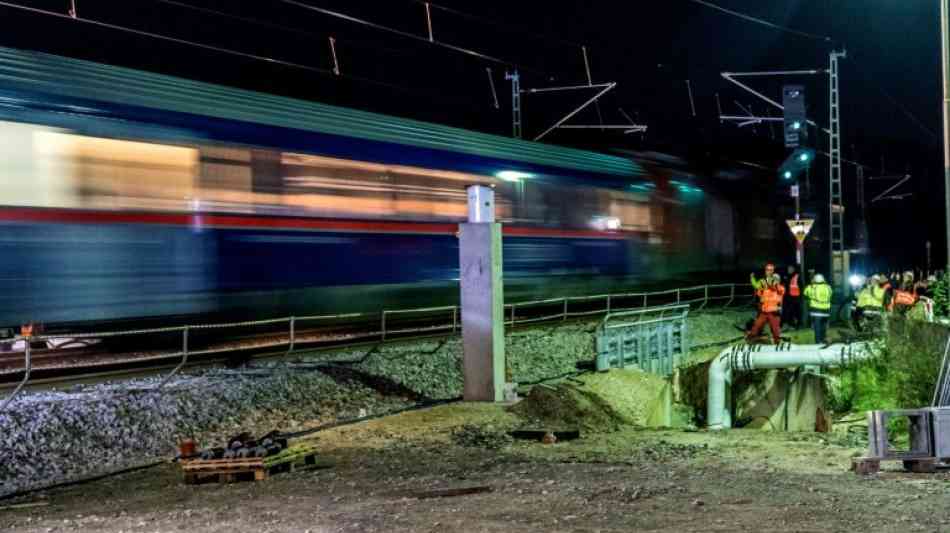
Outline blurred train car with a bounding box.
[0,47,776,331]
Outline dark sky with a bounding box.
[0,1,940,152]
[0,0,944,267]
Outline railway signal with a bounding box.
[783,85,807,148]
[778,148,815,181]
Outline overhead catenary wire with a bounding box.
[696,0,936,150]
[276,0,545,74]
[850,62,941,143]
[409,0,584,48]
[0,0,513,111]
[686,0,832,43]
[0,0,435,97]
[155,1,399,59]
[155,0,419,62]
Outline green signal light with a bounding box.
[799,153,809,162]
[792,121,802,130]
[783,171,793,179]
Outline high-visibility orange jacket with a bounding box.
[789,273,800,297]
[757,284,786,313]
[889,289,917,310]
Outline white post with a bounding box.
[459,185,505,402]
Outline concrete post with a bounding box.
[459,185,505,402]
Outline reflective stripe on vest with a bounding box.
[789,273,800,297]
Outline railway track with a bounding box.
[0,325,420,389]
[0,283,755,392]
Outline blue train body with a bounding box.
[0,47,758,330]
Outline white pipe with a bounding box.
[707,342,871,430]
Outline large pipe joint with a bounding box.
[707,342,871,430]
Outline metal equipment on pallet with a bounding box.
[181,443,320,484]
[855,408,948,474]
[855,337,950,474]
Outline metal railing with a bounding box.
[595,304,690,376]
[0,282,755,409]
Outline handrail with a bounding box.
[1,339,30,411]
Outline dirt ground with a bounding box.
[3,402,949,533]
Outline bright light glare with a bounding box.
[591,216,622,231]
[849,274,866,288]
[495,170,533,182]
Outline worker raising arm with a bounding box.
[747,267,785,345]
[750,262,777,290]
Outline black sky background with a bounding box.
[0,0,944,270]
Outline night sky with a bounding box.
[0,0,944,269]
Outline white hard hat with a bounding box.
[813,273,825,283]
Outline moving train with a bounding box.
[0,47,778,332]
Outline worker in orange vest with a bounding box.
[747,265,786,345]
[783,265,802,329]
[889,279,918,313]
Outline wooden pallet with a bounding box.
[181,444,320,484]
[851,456,937,475]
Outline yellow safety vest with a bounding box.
[804,283,832,311]
[870,285,888,307]
[856,288,878,309]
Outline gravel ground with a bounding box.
[2,403,947,532]
[0,308,748,499]
[0,368,412,497]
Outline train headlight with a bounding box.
[849,274,865,288]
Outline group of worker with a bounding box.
[746,262,832,345]
[747,263,938,345]
[852,270,936,328]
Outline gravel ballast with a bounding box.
[0,368,411,497]
[0,309,748,497]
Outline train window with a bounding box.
[199,146,252,191]
[0,121,76,208]
[279,152,491,221]
[193,146,257,213]
[33,131,197,211]
[607,193,652,232]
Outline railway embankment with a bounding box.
[0,310,746,497]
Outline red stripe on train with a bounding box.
[0,207,627,239]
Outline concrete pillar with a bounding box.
[459,185,505,402]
